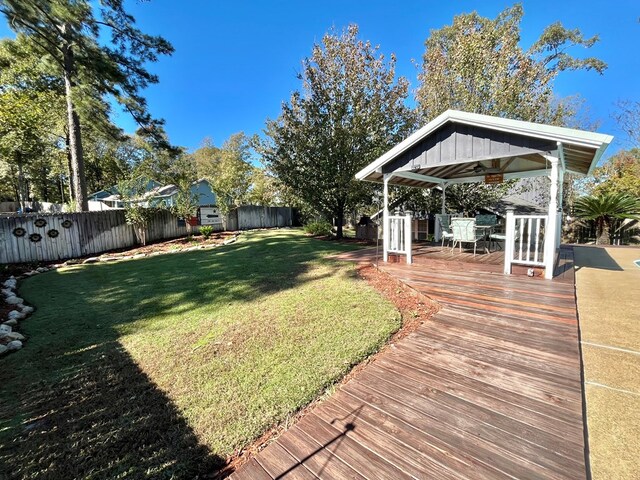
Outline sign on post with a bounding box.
[484,173,504,184]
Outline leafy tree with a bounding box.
[118,175,156,246]
[0,0,173,211]
[444,182,514,216]
[416,4,606,213]
[193,133,253,214]
[613,100,640,147]
[573,192,640,245]
[170,180,199,236]
[0,35,66,206]
[585,149,640,199]
[416,4,605,122]
[259,25,414,238]
[246,167,279,206]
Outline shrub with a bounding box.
[304,220,332,236]
[200,225,214,239]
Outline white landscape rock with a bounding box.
[5,296,23,305]
[21,306,34,315]
[3,319,18,326]
[6,340,22,351]
[0,324,11,334]
[3,279,17,289]
[36,267,48,273]
[0,344,7,355]
[7,332,25,341]
[2,288,14,297]
[83,257,100,264]
[8,310,25,321]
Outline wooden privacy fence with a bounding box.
[0,206,293,264]
[225,206,293,231]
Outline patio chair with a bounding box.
[435,214,454,249]
[475,214,497,226]
[490,230,507,250]
[451,218,485,256]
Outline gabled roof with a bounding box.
[356,110,613,189]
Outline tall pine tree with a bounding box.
[0,0,173,211]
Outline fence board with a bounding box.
[0,206,293,264]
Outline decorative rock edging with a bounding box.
[1,272,44,357]
[0,232,242,357]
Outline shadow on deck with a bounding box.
[232,247,587,479]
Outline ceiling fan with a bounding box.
[461,162,501,175]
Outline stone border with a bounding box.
[1,274,37,355]
[0,233,241,357]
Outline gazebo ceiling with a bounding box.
[356,110,613,189]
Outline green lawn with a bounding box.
[0,229,400,479]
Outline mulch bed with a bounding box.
[219,262,439,478]
[94,232,238,259]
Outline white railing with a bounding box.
[504,211,547,274]
[387,214,412,264]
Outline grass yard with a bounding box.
[0,229,401,479]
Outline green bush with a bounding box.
[304,220,332,236]
[200,225,215,239]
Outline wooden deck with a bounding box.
[231,254,586,479]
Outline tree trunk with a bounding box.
[335,209,344,239]
[62,30,88,212]
[65,130,75,203]
[596,220,611,245]
[15,152,27,212]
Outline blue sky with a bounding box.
[1,1,639,158]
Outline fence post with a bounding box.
[405,214,412,264]
[504,208,515,275]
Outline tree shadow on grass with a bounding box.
[0,231,363,479]
[0,341,224,479]
[39,231,362,325]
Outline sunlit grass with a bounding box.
[0,229,400,478]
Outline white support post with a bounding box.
[441,183,447,214]
[405,214,412,264]
[556,166,565,249]
[504,208,515,274]
[544,157,559,279]
[382,174,390,262]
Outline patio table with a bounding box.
[475,224,496,253]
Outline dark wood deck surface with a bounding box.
[231,258,586,479]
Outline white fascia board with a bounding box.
[449,110,613,149]
[393,171,445,184]
[355,109,613,181]
[355,110,451,180]
[588,142,611,175]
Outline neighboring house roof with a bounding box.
[88,188,118,199]
[356,110,613,190]
[95,179,215,205]
[486,194,547,216]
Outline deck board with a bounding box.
[231,253,587,479]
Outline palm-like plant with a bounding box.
[573,192,640,245]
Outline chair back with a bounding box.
[476,214,497,226]
[435,214,451,233]
[451,218,476,242]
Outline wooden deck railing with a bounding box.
[387,214,412,264]
[504,210,548,274]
